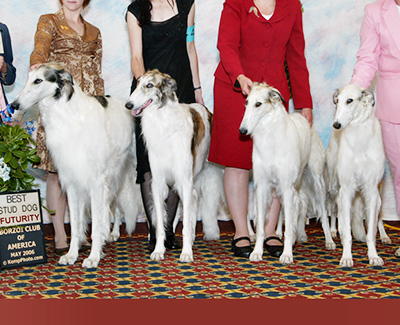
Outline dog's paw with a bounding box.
[369,255,384,266]
[296,234,308,243]
[339,257,354,267]
[82,257,100,268]
[279,254,293,265]
[381,236,392,245]
[203,233,220,241]
[150,251,164,261]
[179,253,194,263]
[326,241,336,250]
[249,251,263,262]
[108,231,120,242]
[58,253,78,266]
[396,247,400,257]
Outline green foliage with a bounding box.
[0,123,40,192]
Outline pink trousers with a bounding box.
[380,120,400,215]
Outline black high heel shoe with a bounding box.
[264,236,283,257]
[231,236,252,258]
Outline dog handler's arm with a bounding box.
[186,3,204,105]
[30,15,54,68]
[127,11,145,81]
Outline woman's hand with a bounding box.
[195,88,204,105]
[301,108,313,126]
[30,63,42,71]
[237,74,253,96]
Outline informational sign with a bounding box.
[0,190,47,269]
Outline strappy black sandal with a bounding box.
[264,236,284,257]
[231,236,252,258]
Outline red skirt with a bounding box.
[208,78,253,170]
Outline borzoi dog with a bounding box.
[331,84,385,267]
[11,63,140,268]
[239,82,335,264]
[125,69,212,262]
[326,129,391,245]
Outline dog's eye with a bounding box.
[33,79,43,85]
[255,102,262,107]
[346,99,353,104]
[245,100,248,106]
[146,83,154,89]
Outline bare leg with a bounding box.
[47,172,68,250]
[264,195,283,246]
[224,167,250,247]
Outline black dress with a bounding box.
[128,0,196,183]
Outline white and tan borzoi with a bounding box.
[239,82,335,264]
[330,84,385,267]
[125,69,213,262]
[11,63,141,268]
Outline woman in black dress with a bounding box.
[127,0,203,251]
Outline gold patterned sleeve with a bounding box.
[94,31,105,96]
[30,15,55,66]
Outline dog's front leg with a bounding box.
[58,189,83,266]
[338,187,353,267]
[280,187,298,265]
[83,186,111,268]
[365,189,384,266]
[150,181,167,261]
[249,184,270,261]
[179,181,196,262]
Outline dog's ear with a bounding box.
[58,70,74,86]
[161,74,177,103]
[45,67,74,100]
[361,90,375,107]
[333,89,339,105]
[268,89,285,104]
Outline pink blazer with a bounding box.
[351,0,400,123]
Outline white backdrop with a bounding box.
[1,0,398,221]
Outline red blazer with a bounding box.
[214,0,312,109]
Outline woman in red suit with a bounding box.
[209,0,313,257]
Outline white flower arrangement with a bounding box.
[0,157,11,182]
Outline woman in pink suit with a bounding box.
[352,0,400,255]
[209,0,313,257]
[351,0,400,256]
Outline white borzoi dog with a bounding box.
[11,63,140,268]
[326,129,391,245]
[239,82,335,264]
[331,84,385,267]
[125,69,213,262]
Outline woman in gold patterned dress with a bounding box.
[30,0,104,254]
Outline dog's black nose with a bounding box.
[333,122,341,130]
[125,102,134,110]
[239,127,248,135]
[10,102,20,110]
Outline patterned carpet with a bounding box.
[1,221,400,299]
